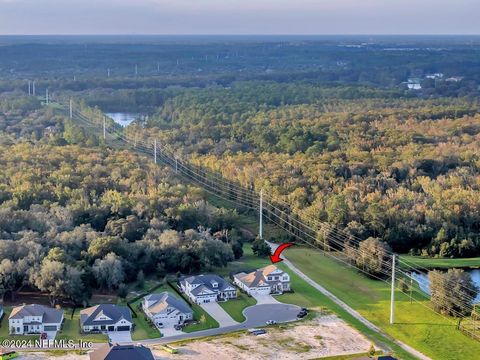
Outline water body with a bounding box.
[106,112,140,127]
[411,269,480,302]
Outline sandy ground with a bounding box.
[154,315,373,360]
[17,315,373,360]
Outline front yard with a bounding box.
[218,292,256,323]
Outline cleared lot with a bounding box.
[153,315,373,360]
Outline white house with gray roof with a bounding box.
[233,265,290,296]
[142,291,193,328]
[9,304,64,335]
[80,304,133,333]
[180,274,237,304]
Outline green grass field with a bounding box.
[182,302,219,333]
[285,247,480,360]
[218,245,417,360]
[218,292,257,322]
[399,255,480,269]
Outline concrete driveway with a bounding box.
[107,331,132,343]
[252,293,281,305]
[160,327,184,337]
[45,331,57,340]
[200,302,238,327]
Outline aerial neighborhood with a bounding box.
[2,265,291,340]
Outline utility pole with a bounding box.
[175,157,178,174]
[32,81,36,96]
[135,64,138,77]
[103,116,106,140]
[390,254,396,324]
[154,139,157,164]
[69,99,73,118]
[259,189,263,240]
[28,80,31,95]
[157,62,160,73]
[107,68,110,78]
[45,88,49,105]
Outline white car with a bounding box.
[265,320,277,325]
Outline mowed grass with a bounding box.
[218,292,257,322]
[399,255,480,269]
[221,245,416,360]
[182,302,219,333]
[285,247,480,360]
[57,308,108,343]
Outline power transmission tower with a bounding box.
[103,116,106,140]
[259,189,263,240]
[154,139,157,164]
[390,254,396,324]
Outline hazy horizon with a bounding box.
[1,0,479,36]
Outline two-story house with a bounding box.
[142,291,193,328]
[233,265,291,296]
[180,274,237,304]
[9,304,64,335]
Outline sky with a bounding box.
[0,0,479,35]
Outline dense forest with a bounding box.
[0,102,245,306]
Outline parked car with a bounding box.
[265,320,277,325]
[301,308,308,313]
[248,328,267,336]
[174,324,183,330]
[297,310,308,318]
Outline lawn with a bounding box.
[399,255,480,269]
[285,247,480,360]
[57,308,108,343]
[182,302,219,333]
[218,292,257,322]
[220,245,417,360]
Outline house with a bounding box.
[8,304,64,335]
[89,344,154,360]
[180,274,237,304]
[80,304,133,333]
[233,265,291,296]
[142,291,193,328]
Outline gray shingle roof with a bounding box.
[89,344,154,360]
[181,274,234,294]
[80,304,132,327]
[9,304,63,323]
[144,291,192,316]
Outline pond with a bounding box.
[411,269,480,302]
[105,112,142,127]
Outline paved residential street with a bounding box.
[200,302,238,327]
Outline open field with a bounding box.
[399,255,480,269]
[154,315,374,360]
[285,247,480,360]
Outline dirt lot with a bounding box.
[17,315,373,360]
[154,315,373,360]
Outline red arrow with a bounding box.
[270,243,294,263]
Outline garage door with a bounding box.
[117,326,130,331]
[44,326,57,331]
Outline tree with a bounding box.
[252,238,272,257]
[429,268,478,316]
[92,252,125,291]
[355,237,391,278]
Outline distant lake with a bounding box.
[411,269,480,302]
[106,112,140,127]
